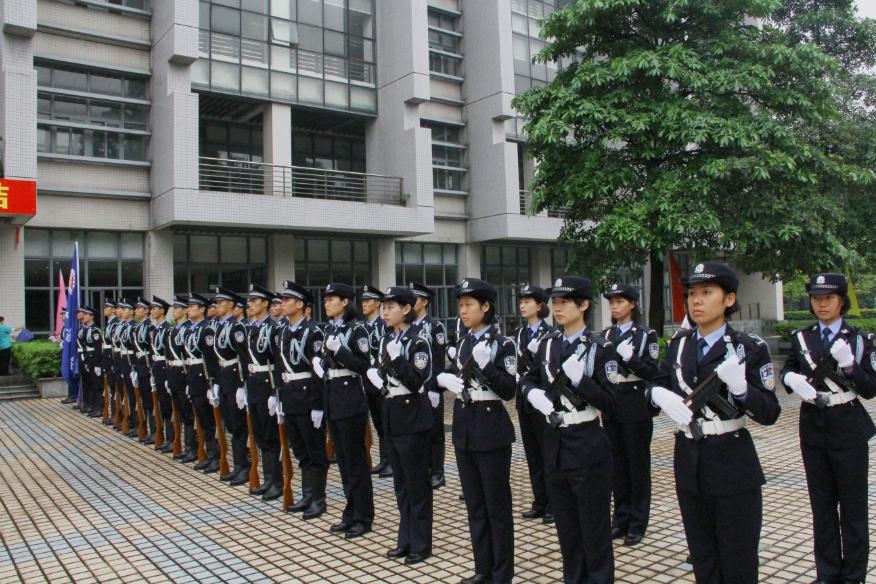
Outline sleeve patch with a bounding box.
[234,330,246,343]
[760,363,775,391]
[870,351,876,370]
[357,336,370,353]
[605,360,619,384]
[503,355,518,376]
[205,335,214,347]
[313,340,323,354]
[436,332,446,346]
[414,351,429,370]
[649,343,659,360]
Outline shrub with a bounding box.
[11,340,62,379]
[783,308,876,321]
[773,319,876,341]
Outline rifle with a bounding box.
[113,382,122,427]
[458,354,489,405]
[683,357,743,441]
[152,374,164,449]
[101,377,110,421]
[125,345,147,441]
[213,395,230,476]
[171,399,182,457]
[807,352,851,410]
[246,404,261,492]
[544,350,588,429]
[120,382,131,434]
[275,392,294,511]
[193,403,207,464]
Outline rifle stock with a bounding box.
[364,422,373,469]
[683,358,743,441]
[101,377,110,421]
[213,403,230,476]
[153,384,165,448]
[246,410,260,492]
[193,404,206,464]
[120,384,130,434]
[171,400,182,456]
[278,410,293,511]
[808,353,850,410]
[133,386,147,441]
[326,426,336,461]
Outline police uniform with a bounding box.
[149,297,174,452]
[409,282,448,489]
[109,305,128,430]
[780,273,875,584]
[245,285,283,500]
[512,285,555,522]
[132,299,157,444]
[440,278,517,584]
[115,300,138,437]
[319,282,374,539]
[521,277,618,584]
[647,262,781,584]
[100,301,118,426]
[370,287,434,564]
[184,294,219,471]
[211,287,252,485]
[78,307,103,416]
[601,283,660,544]
[360,284,391,477]
[275,281,328,518]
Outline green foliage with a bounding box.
[783,308,876,320]
[11,341,62,379]
[513,0,875,332]
[773,318,876,340]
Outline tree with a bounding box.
[514,0,874,333]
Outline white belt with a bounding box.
[85,348,96,352]
[681,417,746,439]
[616,373,642,383]
[186,358,203,366]
[282,371,312,383]
[327,368,356,379]
[101,344,111,350]
[459,388,501,402]
[135,351,148,358]
[387,385,412,398]
[816,390,858,406]
[152,355,165,362]
[248,363,271,373]
[119,349,133,355]
[219,357,239,368]
[112,348,120,353]
[555,406,600,427]
[168,359,185,367]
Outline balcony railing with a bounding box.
[199,157,406,206]
[519,190,568,218]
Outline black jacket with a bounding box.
[321,320,371,421]
[512,319,555,414]
[276,318,325,414]
[601,323,660,423]
[376,327,434,436]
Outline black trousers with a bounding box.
[801,442,869,582]
[167,367,193,425]
[153,364,172,423]
[135,363,153,420]
[285,412,328,472]
[218,374,248,451]
[605,418,652,535]
[518,408,550,513]
[677,487,761,584]
[366,389,384,446]
[330,413,374,525]
[456,446,514,583]
[247,378,279,454]
[388,429,432,555]
[429,392,445,478]
[190,384,216,440]
[547,457,614,584]
[0,347,10,375]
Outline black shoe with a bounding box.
[330,521,353,533]
[386,547,409,559]
[370,460,388,475]
[173,450,186,460]
[180,451,197,464]
[404,552,430,566]
[624,533,644,546]
[344,523,371,539]
[431,474,445,489]
[61,398,75,404]
[143,435,155,446]
[542,513,555,525]
[203,458,220,474]
[684,554,693,564]
[251,480,272,496]
[126,430,139,439]
[102,419,114,426]
[458,493,465,501]
[89,411,102,418]
[461,575,491,584]
[229,467,250,487]
[379,466,394,479]
[611,527,627,540]
[220,468,239,482]
[159,442,174,454]
[261,483,282,501]
[522,507,545,520]
[193,458,210,471]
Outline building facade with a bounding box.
[0,0,782,334]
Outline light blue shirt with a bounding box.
[470,326,490,341]
[563,326,586,346]
[696,323,727,356]
[529,320,543,336]
[617,321,634,335]
[819,319,842,344]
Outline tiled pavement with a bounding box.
[0,376,874,583]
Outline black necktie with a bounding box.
[563,339,571,351]
[697,338,708,363]
[821,328,831,348]
[522,327,532,346]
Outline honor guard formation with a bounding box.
[67,264,875,584]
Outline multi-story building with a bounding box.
[0,0,781,335]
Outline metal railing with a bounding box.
[519,189,568,218]
[199,156,406,206]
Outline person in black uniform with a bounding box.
[409,282,448,489]
[149,297,174,452]
[110,302,128,431]
[780,273,876,584]
[100,300,118,426]
[116,299,138,437]
[245,284,283,500]
[647,262,781,584]
[366,286,434,565]
[77,306,102,416]
[314,282,374,539]
[132,299,157,444]
[184,294,220,472]
[437,278,517,584]
[601,283,660,546]
[167,296,195,462]
[276,280,328,518]
[512,285,555,525]
[521,276,617,584]
[211,287,252,485]
[361,284,391,478]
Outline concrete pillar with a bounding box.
[0,225,25,325]
[459,242,481,280]
[372,238,396,290]
[264,102,292,196]
[268,234,295,291]
[145,229,174,299]
[531,246,552,289]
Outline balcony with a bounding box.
[198,156,406,206]
[519,190,568,218]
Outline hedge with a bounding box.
[773,319,876,341]
[784,308,876,321]
[11,340,62,379]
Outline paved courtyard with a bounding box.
[0,371,874,583]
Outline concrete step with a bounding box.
[0,374,32,388]
[0,384,39,400]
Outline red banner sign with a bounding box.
[0,179,37,215]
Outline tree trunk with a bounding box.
[649,250,665,335]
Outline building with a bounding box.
[0,0,782,335]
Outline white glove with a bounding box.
[526,337,541,354]
[209,389,220,407]
[312,356,325,378]
[437,372,465,394]
[268,396,278,416]
[325,335,341,354]
[213,383,220,396]
[561,354,585,385]
[447,346,457,360]
[472,340,491,369]
[716,357,747,397]
[527,389,555,416]
[311,409,324,429]
[206,387,215,402]
[236,387,247,410]
[784,372,817,401]
[386,339,402,360]
[165,381,171,395]
[830,339,855,368]
[428,391,440,408]
[130,372,138,386]
[616,338,634,363]
[366,367,383,388]
[651,386,693,425]
[95,367,102,376]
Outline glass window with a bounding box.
[90,73,124,96]
[25,259,50,287]
[88,260,119,287]
[120,233,144,259]
[25,229,50,256]
[396,242,458,326]
[86,231,118,258]
[173,234,268,295]
[54,69,88,91]
[121,261,144,286]
[324,0,346,31]
[222,236,248,262]
[481,244,533,331]
[212,5,241,35]
[298,0,322,26]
